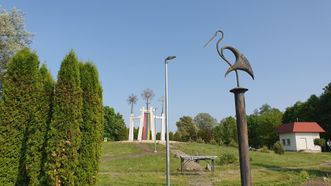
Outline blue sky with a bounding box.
[1,1,331,131]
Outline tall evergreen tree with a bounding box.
[0,48,43,185]
[45,51,82,185]
[39,64,55,183]
[77,62,103,185]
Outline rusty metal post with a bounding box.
[230,87,252,186]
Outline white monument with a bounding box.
[128,106,165,142]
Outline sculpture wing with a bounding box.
[222,46,254,80]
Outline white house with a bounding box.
[277,122,325,152]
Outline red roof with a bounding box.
[277,122,325,134]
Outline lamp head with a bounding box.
[165,56,176,61]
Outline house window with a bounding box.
[282,139,286,146]
[287,139,291,146]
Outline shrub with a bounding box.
[260,146,270,153]
[273,141,284,155]
[209,139,218,145]
[196,137,205,143]
[218,153,238,165]
[299,170,309,181]
[314,138,325,147]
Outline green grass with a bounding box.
[96,142,331,185]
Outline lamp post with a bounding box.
[165,55,176,186]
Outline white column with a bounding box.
[161,113,165,141]
[150,107,155,141]
[137,107,145,141]
[128,113,134,141]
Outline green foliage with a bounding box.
[176,116,197,142]
[299,170,309,181]
[173,131,182,141]
[77,62,104,185]
[0,8,33,96]
[209,139,218,145]
[169,132,174,141]
[314,138,325,147]
[194,113,217,143]
[215,116,237,146]
[259,146,270,153]
[218,152,238,165]
[104,106,127,141]
[248,104,283,148]
[0,49,45,185]
[44,51,83,185]
[196,137,205,143]
[283,83,331,140]
[273,141,285,155]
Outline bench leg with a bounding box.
[212,159,215,172]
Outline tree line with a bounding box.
[173,82,331,149]
[0,49,104,185]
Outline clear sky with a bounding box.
[1,1,331,131]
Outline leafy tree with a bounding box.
[173,131,182,141]
[318,83,331,139]
[194,113,217,143]
[77,62,103,185]
[169,132,174,141]
[256,105,283,147]
[218,116,237,146]
[44,51,82,185]
[247,113,260,148]
[104,106,127,141]
[176,116,197,141]
[0,8,32,96]
[0,49,44,185]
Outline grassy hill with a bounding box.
[96,142,331,185]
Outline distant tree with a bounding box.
[104,106,127,141]
[0,8,33,96]
[174,132,182,141]
[218,116,237,146]
[77,62,103,185]
[0,49,44,185]
[141,88,154,109]
[156,132,161,140]
[176,116,197,141]
[44,51,83,185]
[194,113,217,143]
[168,132,174,141]
[127,94,138,114]
[318,83,331,139]
[247,113,260,148]
[256,104,283,148]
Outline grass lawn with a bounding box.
[96,142,331,186]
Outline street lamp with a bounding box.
[165,55,176,186]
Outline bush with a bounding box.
[260,146,270,153]
[273,141,284,155]
[218,153,238,165]
[209,139,218,145]
[299,170,309,181]
[314,138,325,147]
[196,137,205,143]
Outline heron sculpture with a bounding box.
[204,30,254,87]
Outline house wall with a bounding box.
[294,133,321,152]
[279,133,321,152]
[279,133,297,151]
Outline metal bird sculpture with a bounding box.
[204,30,254,87]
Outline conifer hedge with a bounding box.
[0,49,45,185]
[77,62,104,185]
[44,51,83,185]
